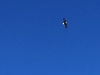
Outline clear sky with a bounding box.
[0,0,100,75]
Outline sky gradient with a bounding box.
[0,0,100,75]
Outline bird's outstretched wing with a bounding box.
[63,18,67,28]
[63,18,66,22]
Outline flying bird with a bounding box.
[62,18,67,28]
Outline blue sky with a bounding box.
[0,0,100,75]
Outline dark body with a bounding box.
[63,18,67,28]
